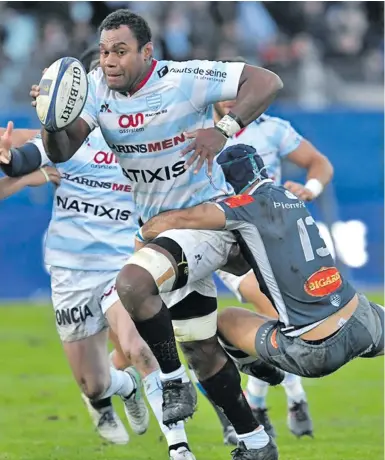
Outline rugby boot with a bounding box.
[287,400,314,438]
[81,393,129,444]
[169,446,197,460]
[231,438,278,460]
[162,379,197,427]
[122,367,150,435]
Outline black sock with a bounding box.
[134,303,181,374]
[89,397,112,410]
[168,442,190,453]
[207,395,233,430]
[199,359,258,435]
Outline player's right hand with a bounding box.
[0,121,13,164]
[24,166,61,187]
[30,68,47,108]
[30,84,40,108]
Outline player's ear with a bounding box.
[142,42,153,61]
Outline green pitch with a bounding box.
[0,293,383,460]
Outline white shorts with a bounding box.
[151,229,236,340]
[50,267,120,342]
[216,269,253,303]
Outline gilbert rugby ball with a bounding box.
[36,57,88,132]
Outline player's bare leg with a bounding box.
[106,300,196,459]
[62,329,131,444]
[238,274,313,438]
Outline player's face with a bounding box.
[214,100,236,118]
[100,25,153,91]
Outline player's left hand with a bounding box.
[284,180,315,202]
[181,128,227,175]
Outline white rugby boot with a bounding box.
[169,446,197,460]
[81,393,129,444]
[121,367,150,435]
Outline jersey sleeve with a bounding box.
[79,69,99,131]
[269,118,303,157]
[26,134,51,166]
[167,60,245,110]
[216,195,254,229]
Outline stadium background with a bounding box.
[0,2,383,460]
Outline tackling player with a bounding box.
[0,47,197,460]
[206,83,334,443]
[28,9,283,459]
[134,143,384,457]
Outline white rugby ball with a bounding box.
[36,57,88,132]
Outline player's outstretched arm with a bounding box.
[0,123,46,177]
[284,139,334,201]
[139,203,226,241]
[0,166,60,200]
[0,125,39,148]
[30,85,90,163]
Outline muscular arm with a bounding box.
[42,118,90,163]
[286,139,334,186]
[231,65,283,126]
[141,203,226,241]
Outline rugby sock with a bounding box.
[189,366,232,429]
[245,376,269,409]
[94,367,136,401]
[160,364,189,383]
[134,304,181,374]
[238,426,269,449]
[89,397,112,410]
[199,359,258,435]
[281,372,307,406]
[144,370,190,452]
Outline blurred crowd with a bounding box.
[0,1,383,109]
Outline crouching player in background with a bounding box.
[134,144,384,457]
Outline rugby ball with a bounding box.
[36,57,88,132]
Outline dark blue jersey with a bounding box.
[218,180,356,336]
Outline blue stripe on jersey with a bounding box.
[47,233,134,256]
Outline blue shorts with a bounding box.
[255,293,384,378]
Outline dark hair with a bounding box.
[99,9,152,50]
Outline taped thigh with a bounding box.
[125,247,176,293]
[172,310,218,342]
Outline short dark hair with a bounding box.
[99,9,152,50]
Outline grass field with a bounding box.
[0,293,383,460]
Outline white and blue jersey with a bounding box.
[81,60,245,222]
[30,129,137,271]
[221,115,303,185]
